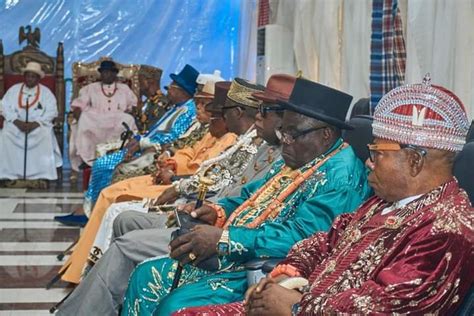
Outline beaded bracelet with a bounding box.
[270,264,301,278]
[209,204,227,228]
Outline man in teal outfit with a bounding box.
[122,78,373,315]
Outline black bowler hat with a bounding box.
[278,78,354,129]
[98,60,119,73]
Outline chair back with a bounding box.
[72,57,141,99]
[453,142,474,204]
[466,120,474,143]
[349,97,370,119]
[342,115,374,163]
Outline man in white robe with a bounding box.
[69,60,138,171]
[0,62,62,180]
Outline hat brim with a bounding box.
[205,101,223,113]
[278,99,354,130]
[98,67,119,73]
[194,91,214,99]
[170,73,195,96]
[22,68,45,79]
[252,91,280,104]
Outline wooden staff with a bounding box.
[170,176,214,291]
[23,97,29,180]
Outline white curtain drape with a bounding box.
[238,0,258,81]
[405,0,474,119]
[273,0,372,112]
[269,0,473,119]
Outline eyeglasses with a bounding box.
[221,105,242,111]
[367,143,427,162]
[221,105,243,120]
[258,104,285,117]
[210,116,223,121]
[275,126,327,144]
[167,83,181,90]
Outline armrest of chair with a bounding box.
[245,258,273,271]
[262,258,284,273]
[53,116,63,131]
[244,258,284,271]
[244,258,284,286]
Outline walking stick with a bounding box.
[23,97,30,180]
[170,177,214,291]
[120,122,133,150]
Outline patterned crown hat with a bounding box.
[373,74,470,152]
[226,78,265,108]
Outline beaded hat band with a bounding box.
[373,74,469,152]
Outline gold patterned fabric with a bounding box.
[226,78,264,108]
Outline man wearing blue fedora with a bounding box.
[56,64,200,225]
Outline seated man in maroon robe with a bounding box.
[174,76,474,315]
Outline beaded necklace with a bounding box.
[198,128,257,172]
[224,142,347,229]
[101,82,118,98]
[18,84,40,109]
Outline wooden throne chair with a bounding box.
[68,58,163,185]
[0,26,65,185]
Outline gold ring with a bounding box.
[188,252,197,261]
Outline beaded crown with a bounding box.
[373,74,470,152]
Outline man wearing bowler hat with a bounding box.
[121,77,372,315]
[69,60,138,173]
[180,77,474,315]
[0,61,62,182]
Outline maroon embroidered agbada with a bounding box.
[175,178,473,315]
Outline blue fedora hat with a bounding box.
[169,64,199,96]
[278,78,354,130]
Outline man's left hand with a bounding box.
[153,166,175,185]
[124,139,140,161]
[169,224,223,265]
[245,280,302,316]
[26,122,40,133]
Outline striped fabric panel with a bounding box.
[370,0,406,110]
[258,0,270,27]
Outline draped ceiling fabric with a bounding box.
[0,0,254,87]
[269,0,473,120]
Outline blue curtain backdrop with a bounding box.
[0,0,242,84]
[0,0,247,167]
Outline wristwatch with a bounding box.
[216,230,230,256]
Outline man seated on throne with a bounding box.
[69,60,138,172]
[0,61,62,184]
[55,64,199,227]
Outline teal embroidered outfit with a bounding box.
[122,139,372,315]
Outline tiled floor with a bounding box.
[0,172,83,315]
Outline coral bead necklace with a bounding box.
[224,142,347,229]
[18,84,40,109]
